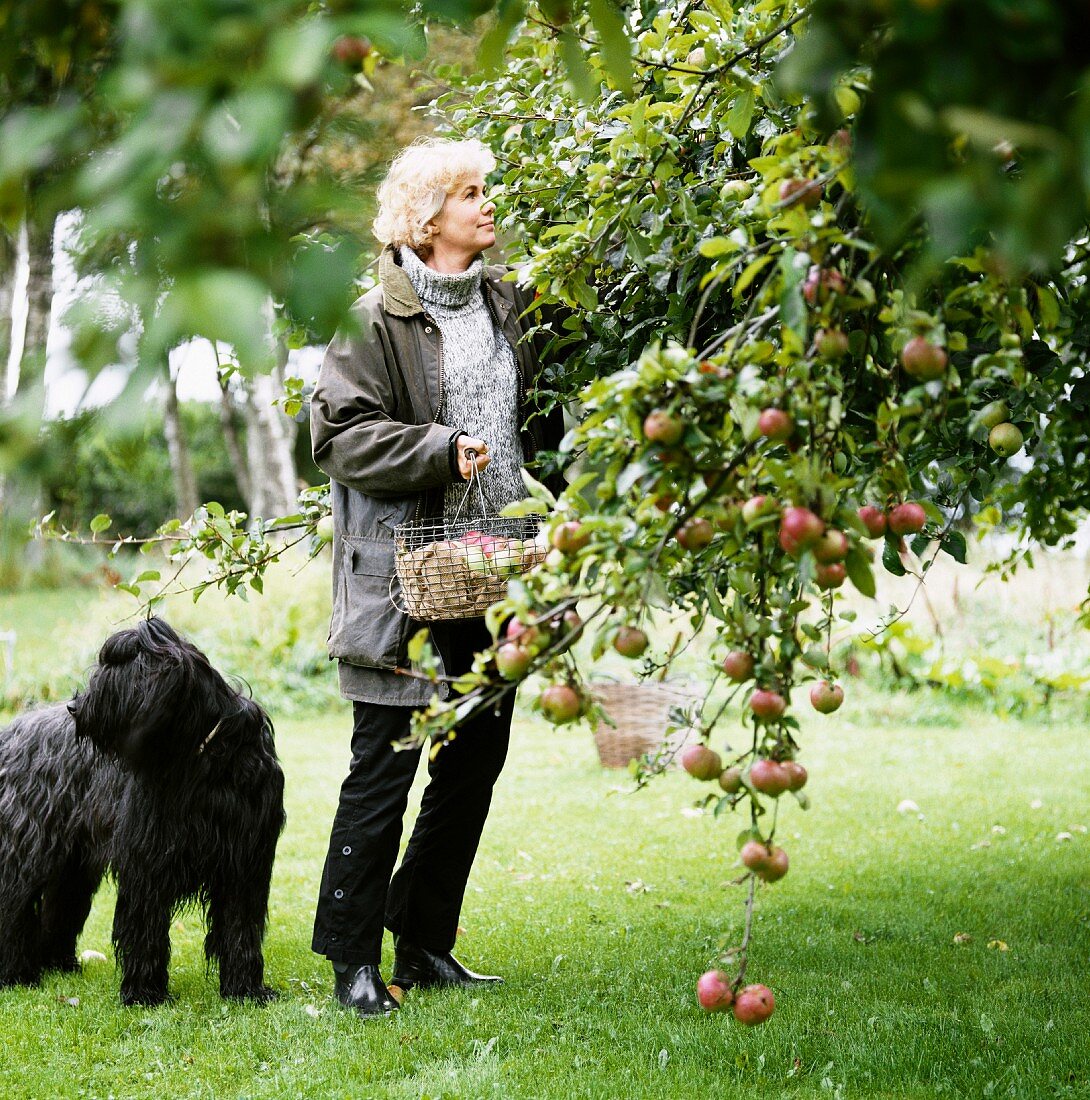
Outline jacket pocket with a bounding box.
[327,536,405,669]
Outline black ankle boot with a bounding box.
[332,963,399,1018]
[391,939,504,992]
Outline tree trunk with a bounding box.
[0,227,18,515]
[0,227,16,403]
[239,302,298,523]
[218,370,252,508]
[162,361,200,520]
[242,361,299,522]
[21,210,55,398]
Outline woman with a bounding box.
[309,137,566,1018]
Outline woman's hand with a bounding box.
[457,435,491,480]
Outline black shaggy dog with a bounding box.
[0,617,285,1006]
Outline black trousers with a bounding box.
[312,618,514,965]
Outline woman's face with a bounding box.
[429,172,496,257]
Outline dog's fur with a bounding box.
[0,617,285,1005]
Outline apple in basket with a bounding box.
[459,530,500,576]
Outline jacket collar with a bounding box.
[378,245,513,325]
[378,245,422,318]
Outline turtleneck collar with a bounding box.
[398,245,484,311]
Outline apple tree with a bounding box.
[404,0,1090,1020]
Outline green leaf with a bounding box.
[699,237,737,259]
[587,0,634,97]
[733,255,774,298]
[90,514,112,534]
[559,29,596,102]
[940,529,968,564]
[133,570,161,584]
[726,89,755,141]
[845,547,876,598]
[407,628,433,664]
[500,498,549,517]
[882,539,907,577]
[478,0,528,74]
[520,467,559,507]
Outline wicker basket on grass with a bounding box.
[589,681,700,769]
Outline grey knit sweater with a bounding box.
[398,246,524,521]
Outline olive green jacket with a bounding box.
[311,245,566,706]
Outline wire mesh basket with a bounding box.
[590,681,701,769]
[393,464,548,621]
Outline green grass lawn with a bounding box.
[2,676,1089,1098]
[1,573,1089,1098]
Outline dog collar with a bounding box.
[197,718,225,755]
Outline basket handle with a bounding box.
[388,571,411,615]
[450,449,495,526]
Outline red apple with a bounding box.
[540,683,582,723]
[815,562,847,589]
[814,328,849,360]
[681,743,723,781]
[809,680,844,714]
[676,517,714,551]
[749,758,790,796]
[780,506,825,551]
[803,266,847,306]
[901,336,948,381]
[718,766,743,793]
[742,495,777,524]
[857,506,887,538]
[887,502,926,536]
[332,35,372,64]
[613,625,649,658]
[732,984,775,1025]
[561,609,582,633]
[696,969,734,1012]
[757,846,789,883]
[758,408,793,443]
[781,761,808,791]
[551,521,591,554]
[748,689,787,721]
[721,650,755,682]
[778,177,821,209]
[812,529,849,563]
[643,410,684,446]
[506,618,541,647]
[740,840,771,872]
[495,643,532,681]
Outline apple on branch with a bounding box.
[696,969,734,1012]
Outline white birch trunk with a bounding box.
[162,364,200,519]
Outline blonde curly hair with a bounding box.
[372,137,497,253]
